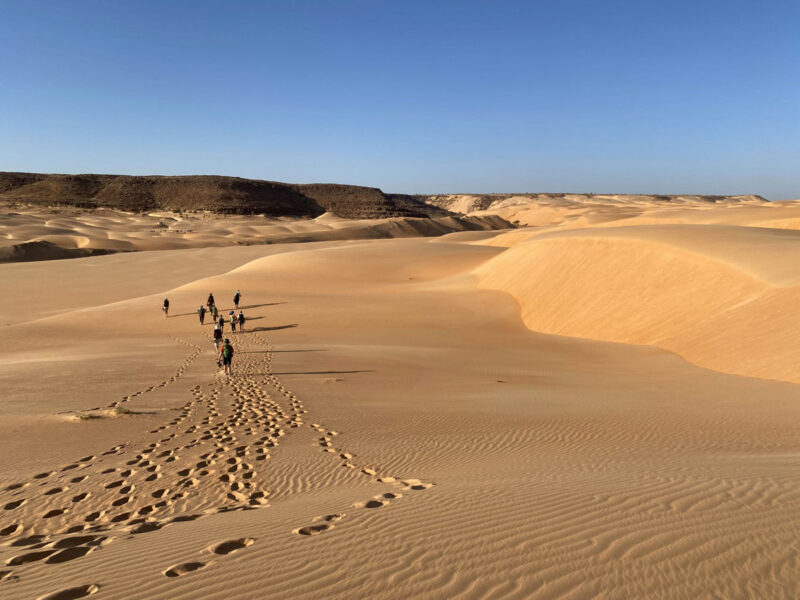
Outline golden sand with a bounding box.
[1,197,799,599]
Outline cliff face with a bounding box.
[0,173,448,219]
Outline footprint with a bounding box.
[296,514,344,536]
[358,492,401,509]
[210,538,254,555]
[72,492,90,503]
[43,508,66,518]
[10,535,45,546]
[129,521,162,534]
[1,523,20,536]
[296,523,332,536]
[164,562,208,577]
[402,479,434,490]
[45,546,93,564]
[7,549,56,565]
[37,584,100,600]
[249,492,268,505]
[169,514,202,523]
[110,512,131,523]
[52,535,102,548]
[45,487,65,496]
[4,498,27,510]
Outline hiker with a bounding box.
[218,315,225,332]
[212,324,222,349]
[198,305,206,325]
[218,338,234,375]
[237,310,245,331]
[233,289,241,309]
[230,312,237,333]
[162,297,169,317]
[211,304,219,322]
[207,293,215,311]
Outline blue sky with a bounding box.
[1,1,798,198]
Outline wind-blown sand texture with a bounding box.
[1,195,800,599]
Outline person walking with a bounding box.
[162,297,170,317]
[230,312,237,333]
[211,304,219,322]
[237,310,245,331]
[218,315,225,332]
[207,293,215,311]
[198,305,206,325]
[218,338,234,376]
[213,324,222,350]
[233,289,242,309]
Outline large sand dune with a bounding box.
[1,195,799,599]
[477,223,800,383]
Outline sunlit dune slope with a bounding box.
[477,224,800,383]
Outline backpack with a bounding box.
[222,344,234,360]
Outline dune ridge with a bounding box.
[0,205,512,263]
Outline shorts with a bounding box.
[222,358,232,366]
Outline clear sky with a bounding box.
[1,1,798,198]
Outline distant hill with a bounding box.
[0,172,451,219]
[424,193,768,214]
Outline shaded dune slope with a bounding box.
[477,224,800,384]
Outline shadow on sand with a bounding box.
[269,370,373,376]
[241,302,285,310]
[248,324,298,332]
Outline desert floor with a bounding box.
[1,199,800,599]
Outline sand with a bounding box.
[0,206,510,263]
[1,196,800,599]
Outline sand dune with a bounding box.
[0,206,511,263]
[1,196,799,599]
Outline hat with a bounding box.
[229,311,234,315]
[224,338,230,343]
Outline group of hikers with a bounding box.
[161,289,244,376]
